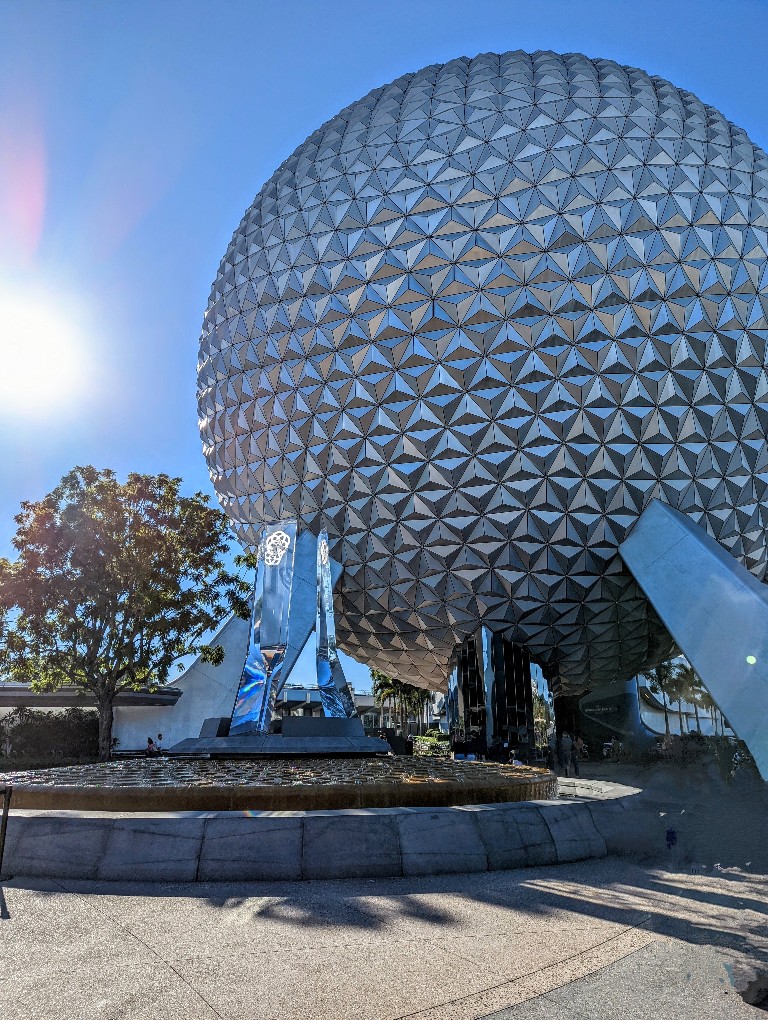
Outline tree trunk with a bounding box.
[97,695,114,762]
[692,699,701,733]
[663,698,670,737]
[677,700,685,735]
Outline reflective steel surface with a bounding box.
[316,529,357,717]
[199,50,768,694]
[621,499,768,779]
[230,520,297,733]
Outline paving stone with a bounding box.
[303,810,401,879]
[97,815,205,882]
[508,805,560,867]
[398,808,488,876]
[472,805,537,871]
[2,782,634,884]
[198,812,302,881]
[5,813,113,880]
[537,802,607,863]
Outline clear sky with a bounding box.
[1,0,767,688]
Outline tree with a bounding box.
[695,685,722,737]
[0,467,251,760]
[371,669,399,729]
[405,685,431,735]
[371,669,431,735]
[665,663,693,735]
[640,660,678,736]
[672,659,723,735]
[673,660,702,731]
[532,687,552,749]
[378,671,407,733]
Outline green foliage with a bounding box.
[0,466,251,759]
[531,686,552,747]
[412,735,450,757]
[710,736,761,784]
[641,658,687,734]
[371,669,431,731]
[641,659,678,699]
[0,706,98,766]
[642,657,726,736]
[370,669,401,706]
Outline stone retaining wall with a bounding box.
[2,792,622,882]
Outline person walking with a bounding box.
[561,730,574,776]
[546,729,557,771]
[572,734,584,777]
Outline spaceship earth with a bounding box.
[198,49,768,693]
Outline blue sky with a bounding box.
[1,0,767,688]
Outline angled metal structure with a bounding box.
[274,528,343,693]
[620,500,768,780]
[316,530,357,718]
[230,521,297,735]
[230,525,356,734]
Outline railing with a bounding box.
[0,785,11,878]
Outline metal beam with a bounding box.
[620,499,768,780]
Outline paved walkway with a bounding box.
[1,859,765,1020]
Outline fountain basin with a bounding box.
[0,757,556,812]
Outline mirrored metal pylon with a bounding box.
[230,520,297,735]
[316,529,356,718]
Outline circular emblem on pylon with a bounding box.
[264,530,291,567]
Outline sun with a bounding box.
[0,279,90,417]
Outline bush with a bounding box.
[709,735,761,784]
[413,735,451,757]
[0,707,98,767]
[423,728,450,741]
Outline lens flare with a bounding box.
[0,279,91,418]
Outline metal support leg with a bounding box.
[230,521,298,735]
[316,530,356,718]
[620,499,768,780]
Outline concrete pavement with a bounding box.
[1,858,765,1020]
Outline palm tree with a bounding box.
[671,659,713,734]
[371,669,432,735]
[640,660,677,736]
[672,661,695,729]
[695,684,719,736]
[678,664,724,737]
[407,685,432,734]
[371,670,398,729]
[666,667,688,735]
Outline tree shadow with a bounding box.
[5,861,765,961]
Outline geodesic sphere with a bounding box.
[198,49,768,693]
